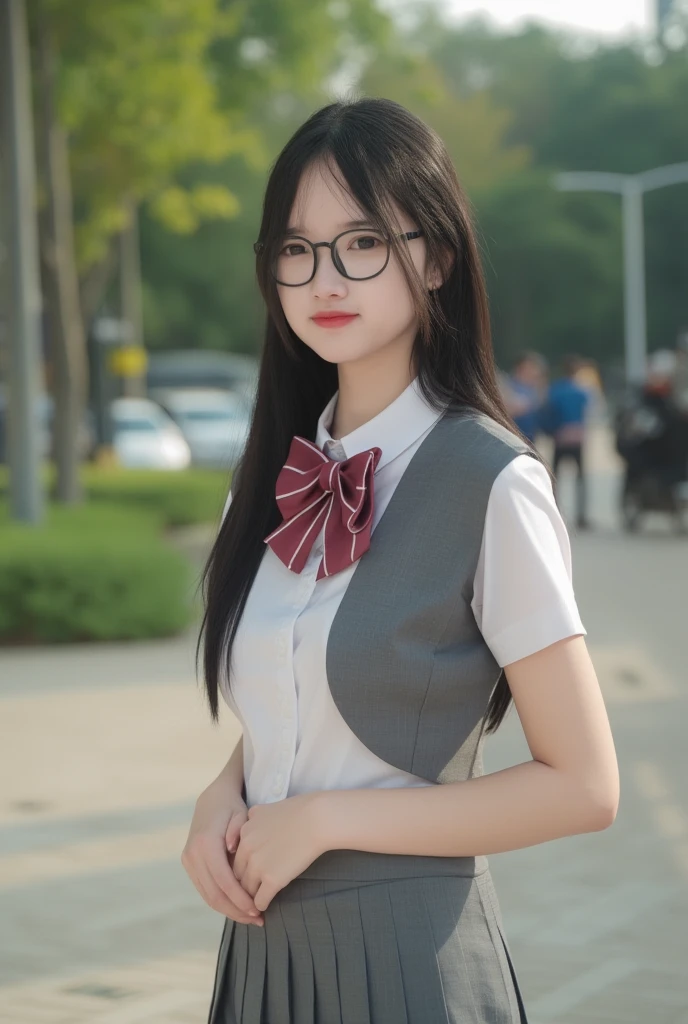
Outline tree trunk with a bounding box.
[35,11,87,503]
[79,238,118,334]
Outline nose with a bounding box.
[311,245,348,296]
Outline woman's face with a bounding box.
[276,160,438,370]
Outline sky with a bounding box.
[436,0,654,38]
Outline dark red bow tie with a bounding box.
[264,436,382,580]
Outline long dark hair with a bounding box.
[198,96,551,734]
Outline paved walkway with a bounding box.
[1,426,687,1023]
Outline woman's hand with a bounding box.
[233,792,328,912]
[182,783,264,926]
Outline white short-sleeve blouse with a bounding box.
[219,377,586,809]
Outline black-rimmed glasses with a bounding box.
[253,229,424,287]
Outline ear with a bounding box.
[426,246,455,292]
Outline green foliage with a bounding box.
[139,25,530,354]
[140,151,267,352]
[82,466,230,526]
[149,183,240,235]
[475,171,623,365]
[33,0,390,274]
[32,0,265,270]
[35,0,686,366]
[359,43,530,194]
[0,466,231,526]
[139,11,688,366]
[0,503,193,644]
[407,14,688,367]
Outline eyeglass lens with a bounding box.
[274,230,389,285]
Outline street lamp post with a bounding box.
[554,162,688,385]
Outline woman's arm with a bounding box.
[212,733,245,800]
[314,635,619,857]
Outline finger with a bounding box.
[182,840,261,923]
[232,843,247,884]
[182,849,220,908]
[206,845,260,917]
[183,862,212,907]
[225,815,245,854]
[186,843,259,925]
[192,869,223,912]
[237,867,260,899]
[254,881,277,914]
[205,838,244,897]
[196,862,263,924]
[188,863,242,919]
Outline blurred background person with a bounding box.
[540,354,591,530]
[672,333,688,488]
[615,348,688,531]
[503,350,549,444]
[574,357,607,423]
[671,332,688,413]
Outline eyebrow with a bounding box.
[285,219,375,235]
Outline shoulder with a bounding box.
[489,452,556,513]
[438,407,535,478]
[418,409,541,523]
[479,456,561,561]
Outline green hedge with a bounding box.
[0,503,194,644]
[0,466,231,527]
[82,467,230,526]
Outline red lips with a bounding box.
[312,312,359,327]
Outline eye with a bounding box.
[348,233,384,250]
[279,243,308,257]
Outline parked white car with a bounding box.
[152,388,251,468]
[111,398,191,470]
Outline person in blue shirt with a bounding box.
[505,351,548,444]
[540,355,591,529]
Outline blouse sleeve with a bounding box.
[471,453,586,667]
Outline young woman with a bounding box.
[183,97,619,1024]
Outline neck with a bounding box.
[330,346,416,439]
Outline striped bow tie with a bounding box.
[264,436,382,581]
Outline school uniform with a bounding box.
[207,377,586,1024]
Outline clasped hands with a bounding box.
[182,788,329,924]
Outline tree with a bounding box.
[34,8,87,501]
[29,0,245,499]
[130,6,688,373]
[28,0,389,498]
[406,10,688,370]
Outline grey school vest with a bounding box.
[325,408,536,786]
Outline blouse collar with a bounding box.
[315,376,446,471]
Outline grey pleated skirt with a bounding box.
[207,849,528,1024]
